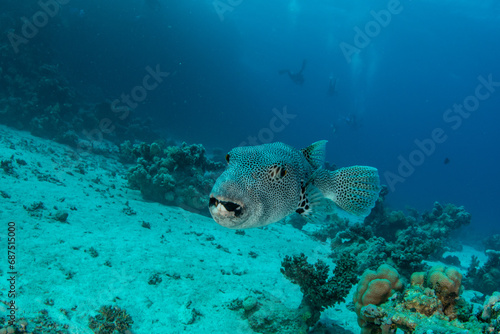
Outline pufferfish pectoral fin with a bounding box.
[294,182,331,224]
[322,166,381,217]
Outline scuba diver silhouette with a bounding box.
[327,76,337,96]
[343,113,358,129]
[330,113,359,135]
[279,59,307,85]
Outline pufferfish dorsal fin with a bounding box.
[300,140,328,170]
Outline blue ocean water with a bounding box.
[7,0,500,236]
[3,1,500,333]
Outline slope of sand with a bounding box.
[0,125,360,333]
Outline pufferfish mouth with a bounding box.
[209,196,243,218]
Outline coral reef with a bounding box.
[465,249,500,295]
[421,202,472,240]
[0,310,70,334]
[410,265,462,318]
[88,305,133,334]
[353,264,403,333]
[353,264,496,333]
[389,224,442,275]
[125,141,224,214]
[280,252,357,328]
[0,29,157,150]
[366,197,471,245]
[481,292,500,321]
[483,234,500,251]
[340,198,473,277]
[328,224,389,274]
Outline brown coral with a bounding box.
[353,264,403,330]
[411,265,462,318]
[355,265,485,334]
[410,271,425,286]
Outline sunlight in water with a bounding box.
[288,0,300,25]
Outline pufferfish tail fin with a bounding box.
[314,166,381,217]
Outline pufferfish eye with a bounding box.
[225,154,230,163]
[270,165,287,179]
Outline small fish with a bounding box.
[209,140,380,229]
[444,157,450,164]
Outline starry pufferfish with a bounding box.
[209,140,380,229]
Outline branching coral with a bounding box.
[88,305,133,334]
[464,249,500,295]
[230,253,358,334]
[330,233,388,274]
[391,225,442,275]
[280,252,357,327]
